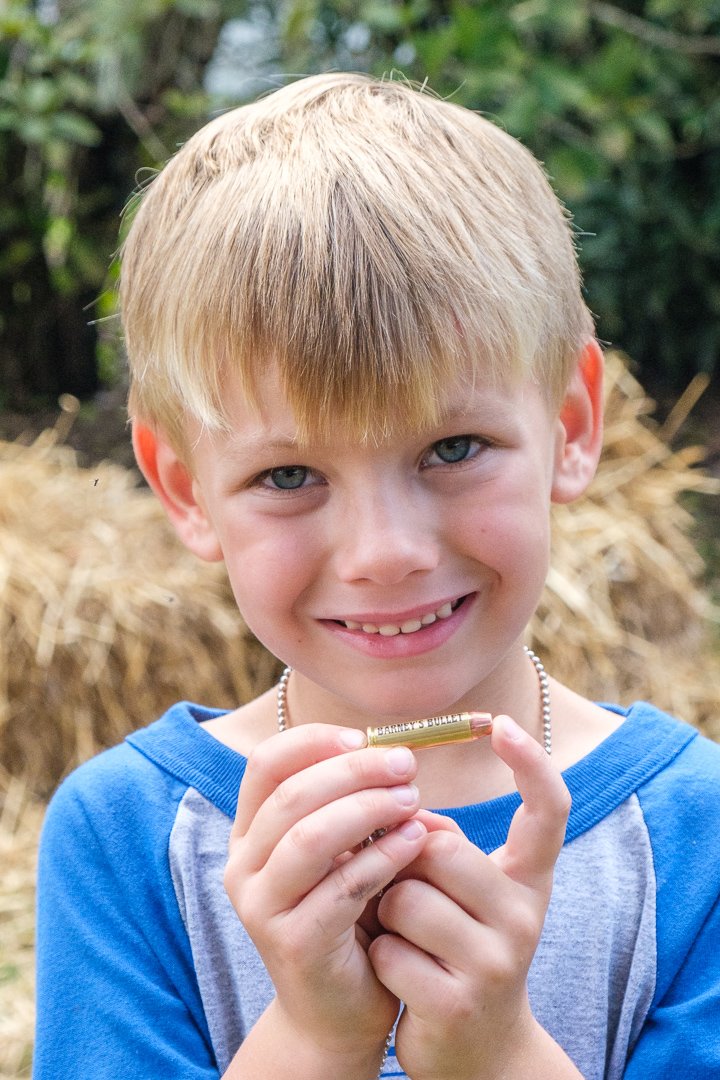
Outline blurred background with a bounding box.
[2,0,720,430]
[1,1,719,1075]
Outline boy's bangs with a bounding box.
[122,74,592,448]
[201,197,534,445]
[137,180,546,448]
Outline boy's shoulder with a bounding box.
[555,701,720,846]
[598,702,720,889]
[621,700,720,776]
[43,701,241,849]
[596,699,718,759]
[622,701,720,814]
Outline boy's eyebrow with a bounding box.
[219,433,303,459]
[432,399,516,427]
[216,395,518,460]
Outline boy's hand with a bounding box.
[223,724,427,1066]
[369,715,577,1080]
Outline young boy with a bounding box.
[34,73,720,1079]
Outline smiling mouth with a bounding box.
[336,596,467,637]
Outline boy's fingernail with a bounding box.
[396,818,425,841]
[384,746,414,774]
[389,783,419,806]
[339,728,366,749]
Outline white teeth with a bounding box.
[343,599,462,636]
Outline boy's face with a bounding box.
[147,349,601,723]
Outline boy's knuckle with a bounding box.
[334,861,383,905]
[245,739,276,779]
[287,816,320,853]
[223,865,254,923]
[381,876,423,919]
[223,850,244,893]
[366,786,394,813]
[275,920,308,964]
[344,748,371,782]
[558,784,572,819]
[481,942,520,989]
[427,829,465,862]
[271,775,304,817]
[488,892,544,969]
[503,903,539,953]
[441,984,479,1027]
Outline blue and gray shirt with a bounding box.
[34,702,720,1078]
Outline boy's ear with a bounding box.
[132,422,224,563]
[551,339,604,504]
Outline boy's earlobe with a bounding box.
[551,339,604,505]
[132,422,224,562]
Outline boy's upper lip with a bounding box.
[325,593,469,625]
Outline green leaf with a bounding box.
[51,111,102,147]
[0,108,20,132]
[361,1,406,33]
[546,145,606,201]
[43,215,74,267]
[632,110,674,153]
[18,115,52,143]
[0,238,35,274]
[597,120,634,163]
[22,77,60,114]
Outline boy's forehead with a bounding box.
[189,359,539,455]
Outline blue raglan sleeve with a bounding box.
[33,743,220,1080]
[624,732,720,1078]
[624,894,720,1076]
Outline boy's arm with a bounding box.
[222,999,390,1079]
[622,735,720,1079]
[33,750,218,1080]
[622,891,720,1078]
[369,716,583,1080]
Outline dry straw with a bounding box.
[0,776,40,1079]
[0,353,718,805]
[530,354,719,737]
[0,431,281,802]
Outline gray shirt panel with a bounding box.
[169,789,656,1078]
[170,789,274,1073]
[529,793,656,1079]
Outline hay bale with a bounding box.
[530,353,720,737]
[0,353,718,801]
[0,779,40,1079]
[0,432,281,800]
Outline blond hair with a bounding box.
[120,72,594,451]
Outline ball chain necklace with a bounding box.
[274,645,551,1077]
[276,646,552,754]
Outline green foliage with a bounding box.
[0,0,232,406]
[269,0,720,389]
[1,4,101,296]
[2,0,719,401]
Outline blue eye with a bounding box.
[267,466,309,489]
[431,436,475,464]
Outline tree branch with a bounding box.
[590,2,720,56]
[117,97,169,163]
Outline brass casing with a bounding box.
[366,712,491,749]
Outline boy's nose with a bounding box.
[333,491,440,585]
